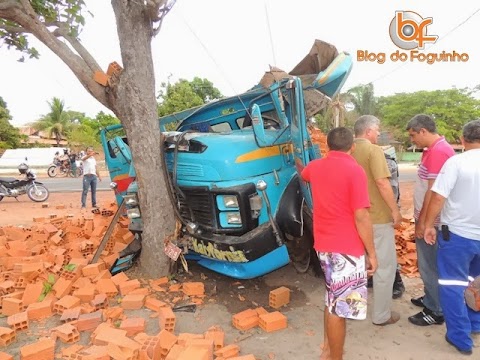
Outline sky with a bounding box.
[0,0,479,126]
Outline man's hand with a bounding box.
[392,208,402,227]
[366,253,378,277]
[424,227,437,245]
[415,220,425,239]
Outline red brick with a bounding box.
[178,345,210,360]
[121,294,145,310]
[144,297,167,312]
[268,287,290,309]
[76,310,103,332]
[232,309,259,331]
[82,262,105,276]
[118,279,141,296]
[92,326,127,346]
[177,333,203,346]
[184,339,214,359]
[1,297,24,316]
[52,277,73,299]
[182,282,205,297]
[19,338,55,360]
[156,329,177,357]
[158,307,176,333]
[73,285,96,303]
[0,327,16,346]
[7,311,28,331]
[229,355,257,360]
[103,306,124,320]
[60,307,82,323]
[111,272,129,286]
[259,311,287,332]
[164,344,184,360]
[214,344,240,358]
[204,327,225,350]
[91,293,108,310]
[21,283,44,306]
[119,317,146,337]
[54,295,81,314]
[95,278,118,298]
[26,299,53,321]
[51,323,80,343]
[0,352,14,360]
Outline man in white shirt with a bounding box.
[81,146,102,209]
[424,119,480,355]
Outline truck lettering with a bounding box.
[191,239,248,263]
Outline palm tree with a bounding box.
[31,98,71,146]
[345,83,377,116]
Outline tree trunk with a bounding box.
[109,1,175,277]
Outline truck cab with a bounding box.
[101,40,352,279]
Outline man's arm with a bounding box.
[415,178,435,238]
[423,192,446,245]
[375,177,402,226]
[354,208,377,276]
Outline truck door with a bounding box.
[288,78,316,211]
[100,127,134,205]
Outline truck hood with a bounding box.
[165,131,286,182]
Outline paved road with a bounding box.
[398,164,417,182]
[38,176,113,192]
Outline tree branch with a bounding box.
[0,23,29,33]
[0,2,110,108]
[52,23,102,73]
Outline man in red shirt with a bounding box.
[301,127,377,360]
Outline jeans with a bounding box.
[416,235,443,315]
[81,174,97,207]
[437,230,480,351]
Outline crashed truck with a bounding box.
[101,40,353,279]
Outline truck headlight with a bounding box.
[127,208,141,219]
[223,195,239,208]
[227,212,242,224]
[124,194,138,206]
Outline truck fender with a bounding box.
[276,175,304,238]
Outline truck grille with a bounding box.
[177,187,215,228]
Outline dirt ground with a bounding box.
[1,183,479,359]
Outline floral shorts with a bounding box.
[317,252,368,320]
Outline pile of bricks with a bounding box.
[308,125,328,156]
[0,204,263,359]
[395,218,419,278]
[231,286,290,334]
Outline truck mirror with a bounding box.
[251,104,273,147]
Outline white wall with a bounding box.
[0,148,66,167]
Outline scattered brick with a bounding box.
[7,311,28,331]
[269,286,290,309]
[182,282,205,297]
[121,294,145,310]
[51,323,80,344]
[119,317,146,337]
[19,338,55,360]
[158,306,176,333]
[232,309,259,331]
[259,311,288,333]
[214,344,240,359]
[0,327,16,347]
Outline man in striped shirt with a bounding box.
[406,114,455,326]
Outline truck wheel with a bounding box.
[285,209,322,276]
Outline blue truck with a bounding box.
[101,40,353,279]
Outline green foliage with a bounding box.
[345,84,378,116]
[68,111,120,147]
[31,97,77,145]
[0,1,88,61]
[377,88,480,144]
[0,96,24,149]
[157,77,223,117]
[63,263,77,272]
[38,273,56,302]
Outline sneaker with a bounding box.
[445,335,472,355]
[393,283,405,299]
[411,296,425,307]
[408,308,444,326]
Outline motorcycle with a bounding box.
[0,160,50,202]
[48,157,83,178]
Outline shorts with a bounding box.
[317,252,368,320]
